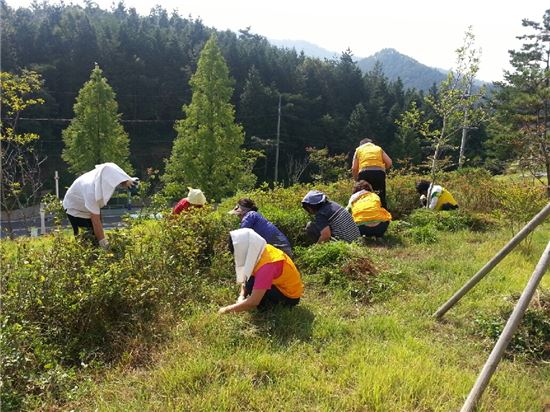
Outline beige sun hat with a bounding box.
[187,187,206,206]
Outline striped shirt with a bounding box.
[315,201,361,243]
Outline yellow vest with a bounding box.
[351,192,392,223]
[355,143,386,170]
[434,188,458,210]
[253,244,304,299]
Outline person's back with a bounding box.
[355,142,386,170]
[348,180,391,238]
[316,200,361,243]
[350,191,392,224]
[230,198,293,256]
[429,185,458,211]
[63,169,100,217]
[241,210,291,254]
[253,244,303,300]
[352,138,392,209]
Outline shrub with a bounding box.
[0,208,234,409]
[386,173,419,219]
[473,290,550,360]
[407,208,489,232]
[443,168,498,214]
[490,182,547,236]
[406,224,439,244]
[295,241,401,303]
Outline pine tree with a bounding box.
[163,34,247,202]
[62,64,133,175]
[490,10,550,195]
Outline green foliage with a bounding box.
[163,35,250,202]
[62,64,133,176]
[2,179,549,409]
[399,28,488,179]
[490,181,547,237]
[0,208,234,409]
[474,290,550,360]
[41,193,65,226]
[386,173,420,219]
[296,241,402,303]
[488,9,550,192]
[0,70,46,218]
[408,208,484,232]
[306,147,348,184]
[400,206,492,244]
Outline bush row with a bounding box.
[1,170,547,409]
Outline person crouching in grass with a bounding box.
[347,180,392,238]
[218,228,303,314]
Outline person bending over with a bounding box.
[301,190,360,244]
[229,198,293,256]
[218,228,303,314]
[347,180,392,238]
[63,162,138,249]
[172,187,206,215]
[415,180,459,211]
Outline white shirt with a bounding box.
[427,184,443,210]
[63,163,132,218]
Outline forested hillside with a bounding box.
[0,1,490,190]
[357,48,448,91]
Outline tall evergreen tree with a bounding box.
[62,63,133,175]
[163,34,247,202]
[490,9,550,194]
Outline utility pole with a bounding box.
[274,94,281,182]
[54,170,59,198]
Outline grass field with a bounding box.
[59,223,550,412]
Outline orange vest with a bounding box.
[351,192,392,223]
[253,245,303,299]
[355,143,386,170]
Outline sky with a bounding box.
[5,0,549,82]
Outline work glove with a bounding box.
[98,238,110,250]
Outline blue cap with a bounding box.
[301,190,327,205]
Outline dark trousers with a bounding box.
[358,221,390,238]
[66,213,97,244]
[357,169,387,209]
[244,276,300,310]
[440,203,459,211]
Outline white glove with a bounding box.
[236,294,245,303]
[98,238,109,249]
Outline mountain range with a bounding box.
[269,39,475,91]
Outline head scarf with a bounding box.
[187,187,206,206]
[229,228,266,283]
[93,163,135,208]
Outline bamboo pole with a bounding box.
[434,202,550,319]
[460,240,550,412]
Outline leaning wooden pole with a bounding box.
[434,202,550,319]
[460,240,550,412]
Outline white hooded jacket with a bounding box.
[230,228,266,284]
[63,163,134,218]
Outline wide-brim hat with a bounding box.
[301,190,327,205]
